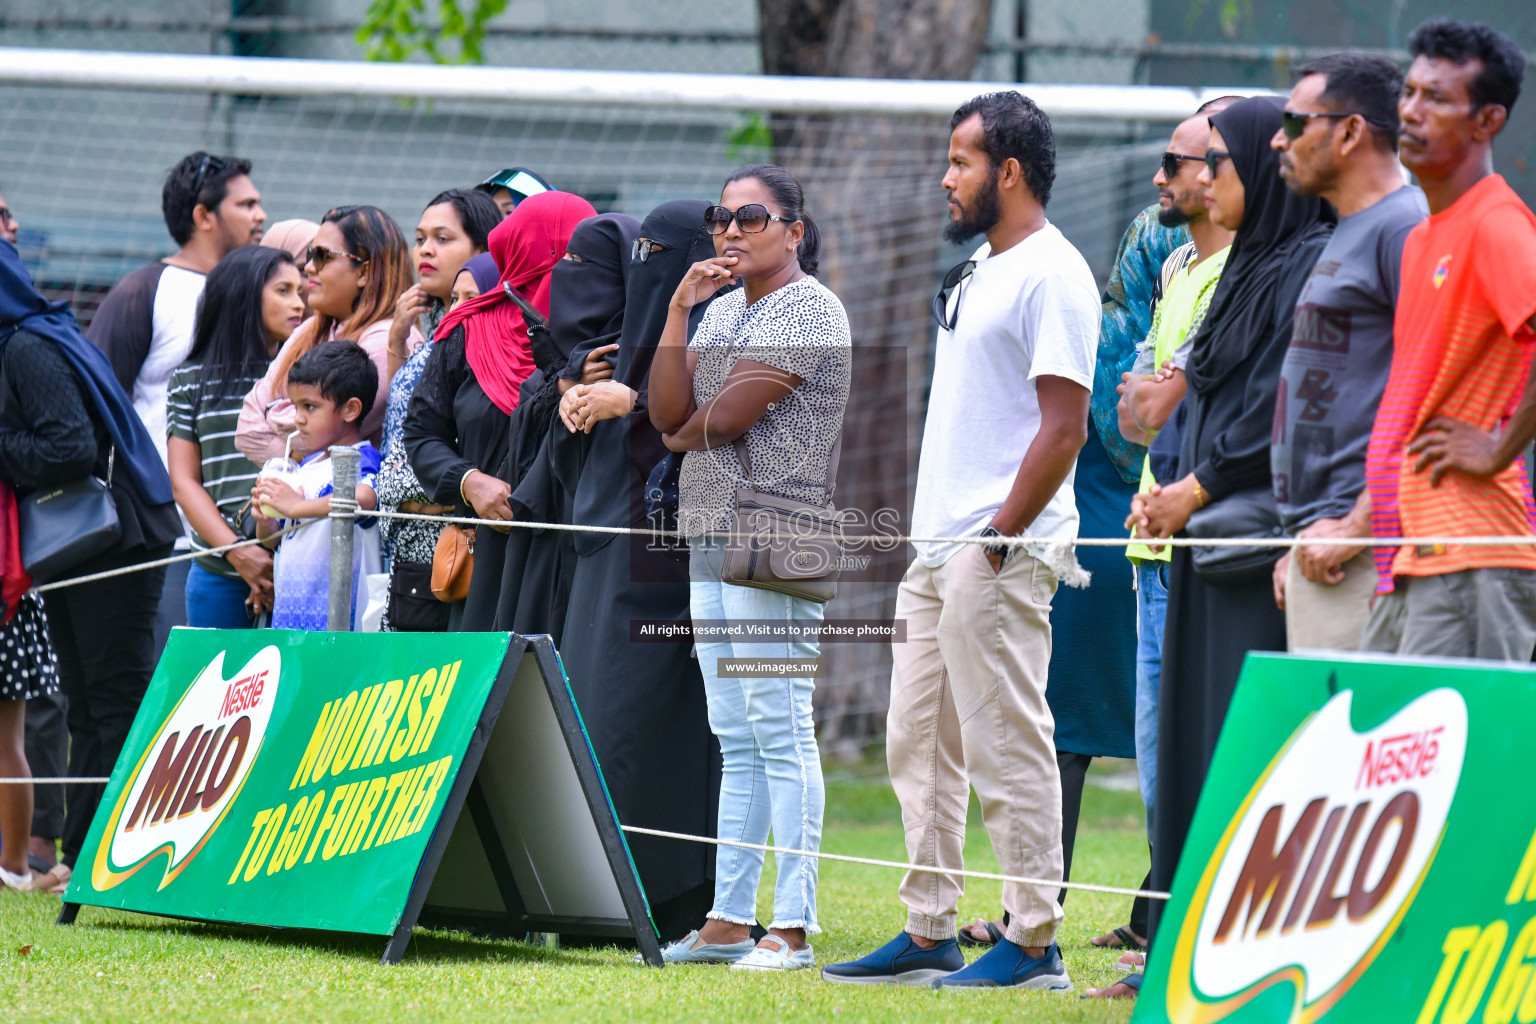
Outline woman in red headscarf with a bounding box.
[403,190,595,630]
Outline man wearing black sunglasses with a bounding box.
[86,151,266,658]
[1267,53,1427,653]
[825,91,1097,994]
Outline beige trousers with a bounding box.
[886,543,1064,948]
[1285,550,1377,652]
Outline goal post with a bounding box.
[0,47,1261,748]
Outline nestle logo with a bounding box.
[220,671,268,719]
[1356,729,1442,790]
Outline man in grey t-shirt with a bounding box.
[1270,53,1428,650]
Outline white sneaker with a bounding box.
[655,930,756,965]
[731,936,815,972]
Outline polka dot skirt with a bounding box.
[0,592,59,701]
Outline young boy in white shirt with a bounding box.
[253,341,381,630]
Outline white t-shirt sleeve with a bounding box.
[1023,272,1099,391]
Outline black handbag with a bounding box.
[387,560,450,632]
[1185,486,1285,585]
[18,445,122,584]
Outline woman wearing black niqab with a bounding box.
[1132,96,1334,947]
[488,212,639,637]
[551,199,729,941]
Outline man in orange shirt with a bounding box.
[1362,18,1536,660]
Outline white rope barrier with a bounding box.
[354,505,1536,549]
[621,825,1169,900]
[28,519,308,595]
[0,779,1171,898]
[23,500,1536,596]
[0,777,107,784]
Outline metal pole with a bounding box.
[327,445,359,632]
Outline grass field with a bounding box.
[0,758,1146,1023]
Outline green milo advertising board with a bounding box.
[1135,652,1536,1024]
[65,628,511,938]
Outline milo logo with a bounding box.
[92,647,281,891]
[1166,687,1467,1023]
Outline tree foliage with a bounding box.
[357,0,510,64]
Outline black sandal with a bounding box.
[956,915,1006,948]
[1090,926,1147,952]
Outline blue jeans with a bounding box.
[186,563,258,629]
[1134,560,1168,833]
[688,538,825,934]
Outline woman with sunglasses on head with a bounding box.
[1126,96,1333,949]
[403,190,595,631]
[648,166,851,972]
[234,205,418,465]
[168,246,303,628]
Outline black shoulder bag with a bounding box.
[19,445,122,583]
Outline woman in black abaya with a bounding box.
[1130,96,1333,947]
[551,200,727,941]
[489,212,639,637]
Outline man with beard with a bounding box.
[1267,52,1426,651]
[87,152,265,656]
[1081,97,1238,999]
[823,91,1097,992]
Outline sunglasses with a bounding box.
[190,153,228,202]
[307,244,365,271]
[703,204,791,235]
[0,207,12,227]
[1204,150,1233,176]
[632,237,668,263]
[1280,109,1396,140]
[1160,152,1205,180]
[931,259,976,332]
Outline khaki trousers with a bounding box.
[1285,550,1377,652]
[886,543,1064,948]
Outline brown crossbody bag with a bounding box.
[718,433,844,604]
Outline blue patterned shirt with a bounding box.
[1093,204,1190,483]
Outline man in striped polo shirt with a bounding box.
[1361,19,1536,660]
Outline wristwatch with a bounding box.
[979,526,1011,564]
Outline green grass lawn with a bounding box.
[0,758,1146,1023]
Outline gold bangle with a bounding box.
[1192,478,1209,508]
[459,468,478,506]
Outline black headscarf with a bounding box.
[552,213,640,375]
[0,240,173,505]
[614,200,723,390]
[565,199,731,555]
[1187,96,1335,392]
[508,213,641,482]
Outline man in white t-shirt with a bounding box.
[824,92,1098,992]
[87,152,266,651]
